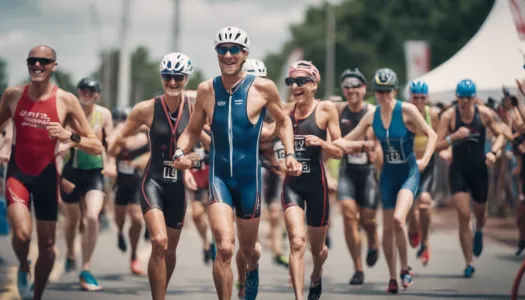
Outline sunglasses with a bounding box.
[78,87,99,93]
[412,96,427,100]
[215,45,242,55]
[343,84,363,89]
[458,96,474,100]
[161,74,185,82]
[26,57,55,66]
[285,77,313,87]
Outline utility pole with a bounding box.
[324,0,336,99]
[172,0,181,51]
[117,0,132,109]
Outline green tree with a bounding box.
[264,0,494,97]
[0,58,7,95]
[54,70,76,94]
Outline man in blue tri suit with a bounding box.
[173,26,301,300]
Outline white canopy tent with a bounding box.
[403,0,525,103]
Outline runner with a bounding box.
[59,77,115,291]
[406,80,439,266]
[0,45,102,300]
[172,26,301,300]
[277,60,342,300]
[110,107,149,276]
[333,68,437,293]
[335,69,380,285]
[434,79,505,277]
[234,58,289,299]
[108,52,207,300]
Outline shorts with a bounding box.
[449,162,488,204]
[141,177,186,229]
[61,168,105,204]
[115,182,140,206]
[192,188,207,202]
[337,164,379,209]
[263,168,282,206]
[415,155,435,198]
[282,172,329,227]
[6,157,58,221]
[380,155,420,210]
[190,167,209,190]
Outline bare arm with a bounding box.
[199,131,211,151]
[404,103,437,165]
[65,93,103,155]
[108,101,150,157]
[0,87,15,129]
[481,106,505,153]
[320,102,343,159]
[177,81,209,154]
[102,108,116,166]
[435,108,454,152]
[262,80,295,157]
[332,111,374,153]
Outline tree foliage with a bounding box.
[264,0,494,97]
[53,70,76,94]
[0,58,7,95]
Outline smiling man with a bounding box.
[172,26,301,300]
[0,45,102,300]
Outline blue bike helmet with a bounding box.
[409,80,428,95]
[456,79,476,97]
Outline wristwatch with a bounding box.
[70,132,81,143]
[285,153,295,158]
[445,135,452,145]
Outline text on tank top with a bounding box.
[339,104,370,165]
[372,101,415,166]
[147,96,191,183]
[452,105,486,165]
[13,85,60,175]
[291,102,327,175]
[413,106,431,153]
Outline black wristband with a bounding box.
[70,133,81,143]
[285,153,295,158]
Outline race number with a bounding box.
[294,135,307,152]
[274,141,285,160]
[118,161,136,175]
[347,153,367,165]
[297,158,311,173]
[163,160,178,182]
[385,149,403,164]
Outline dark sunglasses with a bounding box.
[78,87,98,93]
[412,96,427,100]
[215,45,242,55]
[26,57,55,66]
[458,96,474,100]
[285,77,313,87]
[161,74,185,82]
[343,84,363,89]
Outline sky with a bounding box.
[0,0,342,86]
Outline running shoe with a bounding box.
[416,244,430,266]
[130,259,146,276]
[79,270,102,291]
[118,232,127,252]
[409,232,420,249]
[244,266,259,300]
[463,265,475,278]
[17,263,33,300]
[307,279,322,300]
[400,269,413,288]
[65,257,77,273]
[473,230,483,257]
[349,270,364,285]
[387,279,398,294]
[366,248,379,267]
[274,254,289,268]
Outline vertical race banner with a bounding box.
[278,48,304,103]
[403,41,430,83]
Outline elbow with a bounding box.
[90,139,103,156]
[330,148,343,159]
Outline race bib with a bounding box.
[118,161,136,175]
[347,153,367,165]
[385,149,404,164]
[297,158,311,173]
[163,160,178,182]
[274,141,285,160]
[294,135,307,152]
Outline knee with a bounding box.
[37,237,55,256]
[84,215,99,227]
[150,234,168,256]
[290,236,306,253]
[192,207,203,222]
[342,206,358,225]
[217,241,235,261]
[418,194,432,209]
[361,217,377,232]
[13,228,31,245]
[130,213,143,227]
[393,215,405,230]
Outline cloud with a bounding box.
[2,0,340,86]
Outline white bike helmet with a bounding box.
[214,26,250,51]
[243,59,267,77]
[159,52,194,76]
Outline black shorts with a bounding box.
[337,164,379,209]
[263,169,282,206]
[192,188,207,202]
[6,158,58,221]
[282,172,329,227]
[61,167,105,204]
[449,162,488,204]
[141,177,186,230]
[416,155,435,198]
[115,183,140,206]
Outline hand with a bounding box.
[0,148,11,163]
[60,178,76,195]
[186,152,200,161]
[416,159,427,172]
[46,122,71,142]
[285,155,302,176]
[173,155,192,170]
[438,150,452,165]
[102,163,117,178]
[363,140,375,151]
[485,152,496,167]
[305,135,324,147]
[56,141,74,156]
[452,126,471,141]
[184,170,198,191]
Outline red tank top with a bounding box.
[13,85,60,175]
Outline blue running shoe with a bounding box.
[244,266,259,300]
[65,258,77,273]
[17,265,33,299]
[463,265,476,278]
[473,230,483,257]
[79,270,102,291]
[210,242,216,262]
[400,269,413,289]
